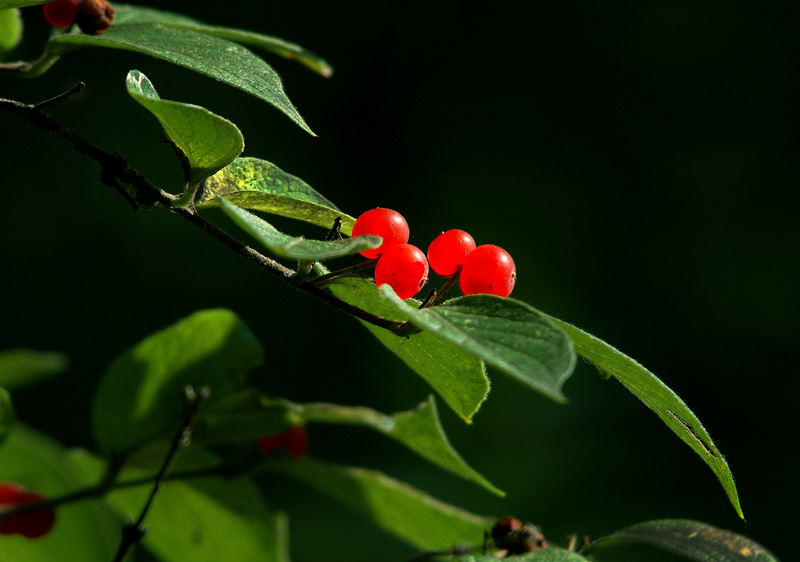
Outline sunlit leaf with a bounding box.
[218,196,379,261]
[110,4,333,77]
[126,69,243,194]
[454,549,590,562]
[0,348,69,390]
[17,16,313,133]
[0,0,44,8]
[546,315,743,519]
[92,309,262,455]
[586,519,780,562]
[326,277,490,422]
[198,157,354,233]
[69,446,290,562]
[0,425,119,562]
[293,396,503,496]
[266,457,494,551]
[0,8,22,56]
[381,289,576,403]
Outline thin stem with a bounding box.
[310,259,377,286]
[112,386,209,562]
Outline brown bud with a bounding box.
[75,0,115,34]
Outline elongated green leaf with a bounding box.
[381,289,576,403]
[0,425,119,562]
[586,519,779,562]
[455,549,590,562]
[0,348,69,390]
[69,447,290,562]
[0,386,13,445]
[111,4,332,77]
[0,0,43,8]
[198,157,354,233]
[266,457,494,551]
[326,277,490,422]
[294,396,503,496]
[0,8,22,55]
[23,20,313,133]
[92,309,262,455]
[218,196,379,261]
[126,69,243,193]
[546,315,743,519]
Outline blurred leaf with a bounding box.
[586,519,780,562]
[454,549,590,561]
[266,457,494,551]
[198,157,355,233]
[0,0,43,7]
[294,396,503,496]
[194,389,294,444]
[547,315,744,519]
[218,196,380,261]
[0,425,119,562]
[92,309,262,456]
[126,69,243,194]
[382,289,576,403]
[0,8,22,56]
[0,386,13,445]
[327,277,490,422]
[69,446,290,562]
[110,4,333,77]
[0,348,69,390]
[18,17,313,133]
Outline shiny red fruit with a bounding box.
[351,208,410,259]
[42,0,84,28]
[459,244,516,297]
[427,229,476,277]
[375,243,429,299]
[0,483,56,539]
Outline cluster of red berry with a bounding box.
[351,208,516,300]
[0,482,56,539]
[42,0,115,34]
[256,426,309,458]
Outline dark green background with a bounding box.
[1,2,797,561]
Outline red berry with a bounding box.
[427,229,476,277]
[351,208,410,259]
[42,0,84,28]
[257,426,308,458]
[0,483,56,539]
[459,244,516,297]
[375,243,429,299]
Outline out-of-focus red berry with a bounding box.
[257,426,308,458]
[42,0,84,28]
[0,483,56,539]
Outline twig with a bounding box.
[112,386,210,562]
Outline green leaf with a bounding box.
[546,315,744,519]
[69,446,290,562]
[198,157,355,234]
[454,548,591,562]
[194,389,294,444]
[294,396,503,496]
[218,196,380,261]
[125,69,244,194]
[92,308,262,456]
[22,14,313,133]
[381,289,576,403]
[327,277,490,422]
[586,519,780,562]
[266,457,494,551]
[0,386,14,445]
[111,4,333,77]
[0,425,119,562]
[0,348,69,390]
[0,0,44,8]
[0,8,22,56]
